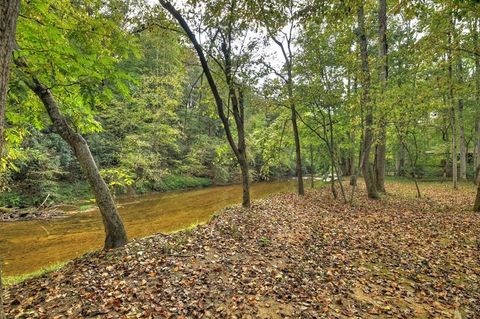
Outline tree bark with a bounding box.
[285,40,304,196]
[356,2,379,199]
[447,16,458,189]
[0,1,20,316]
[0,262,4,319]
[458,98,466,181]
[374,0,388,193]
[310,144,314,188]
[0,0,20,158]
[235,91,250,208]
[28,79,128,249]
[239,154,250,208]
[395,142,405,176]
[457,60,466,181]
[291,100,304,195]
[474,18,480,184]
[475,163,480,211]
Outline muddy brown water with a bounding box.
[0,180,296,276]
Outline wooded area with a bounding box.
[1,0,480,317]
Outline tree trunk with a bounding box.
[458,98,466,181]
[0,262,4,319]
[374,0,388,193]
[447,16,458,189]
[356,2,379,199]
[29,79,128,249]
[310,144,314,188]
[475,163,480,211]
[286,47,304,196]
[349,144,356,186]
[457,60,466,181]
[0,0,20,158]
[239,153,250,208]
[474,18,480,184]
[0,1,21,316]
[442,148,450,182]
[160,0,251,207]
[291,102,304,195]
[395,142,405,176]
[236,91,250,208]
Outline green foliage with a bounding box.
[152,175,213,192]
[3,0,480,208]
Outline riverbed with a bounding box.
[0,180,296,276]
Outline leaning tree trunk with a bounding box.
[0,0,21,316]
[160,0,252,207]
[356,2,379,199]
[29,79,127,249]
[374,0,388,193]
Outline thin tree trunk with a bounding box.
[395,142,405,176]
[374,0,388,193]
[326,106,346,202]
[349,139,356,186]
[413,174,421,198]
[310,144,314,188]
[236,90,250,208]
[447,16,458,189]
[0,261,4,319]
[28,79,128,249]
[329,113,337,200]
[0,267,3,317]
[458,98,466,181]
[356,2,379,199]
[442,148,450,182]
[457,60,466,181]
[474,18,480,184]
[349,79,357,186]
[330,162,337,199]
[239,155,250,208]
[291,100,304,195]
[266,14,304,196]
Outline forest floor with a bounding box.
[4,180,480,318]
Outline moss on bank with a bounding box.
[3,262,67,286]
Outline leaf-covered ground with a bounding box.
[4,181,480,318]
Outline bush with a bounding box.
[152,175,213,192]
[0,191,24,208]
